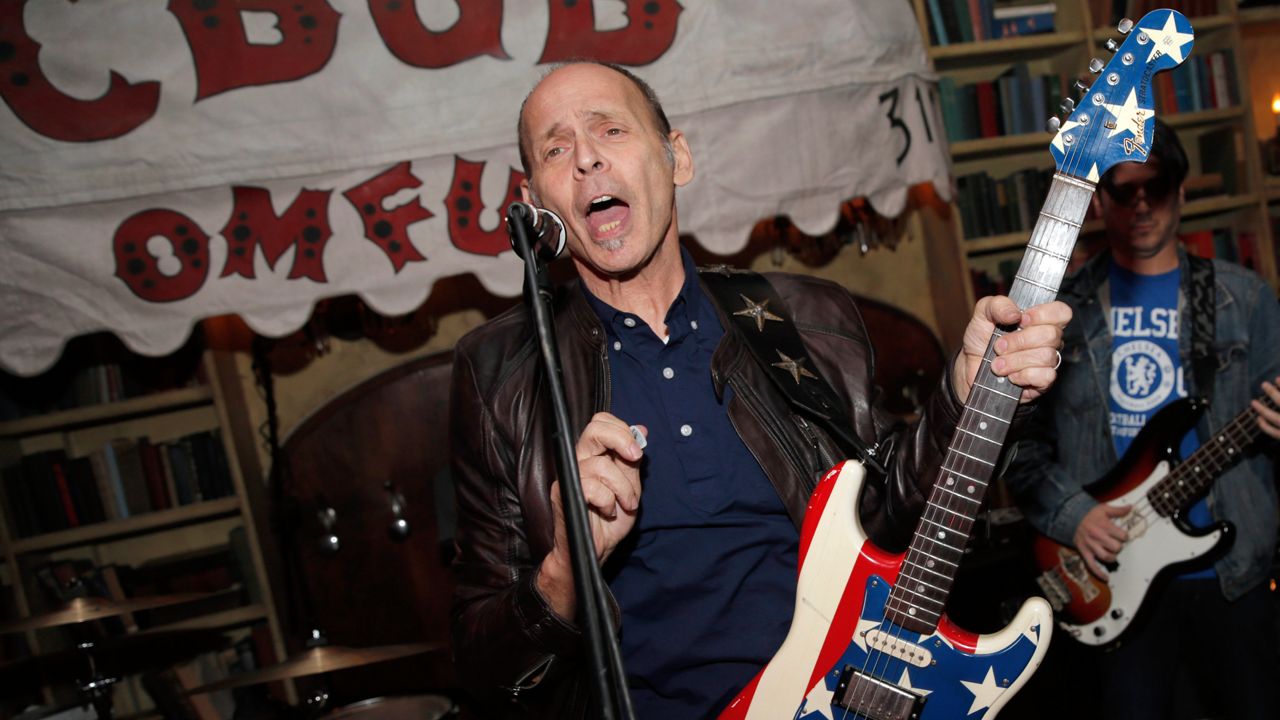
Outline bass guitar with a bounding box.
[1033,392,1280,646]
[719,9,1193,719]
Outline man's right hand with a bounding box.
[536,412,646,620]
[1074,502,1131,580]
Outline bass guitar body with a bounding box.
[720,462,1051,720]
[1033,397,1234,646]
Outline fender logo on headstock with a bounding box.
[1121,110,1149,155]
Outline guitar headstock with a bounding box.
[1049,9,1194,183]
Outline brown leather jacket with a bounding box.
[449,270,966,717]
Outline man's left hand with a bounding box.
[953,296,1072,404]
[1254,377,1280,440]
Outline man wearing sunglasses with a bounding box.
[1006,118,1280,719]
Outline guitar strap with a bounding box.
[698,265,887,477]
[1185,254,1215,404]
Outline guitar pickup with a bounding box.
[863,629,932,667]
[833,665,927,720]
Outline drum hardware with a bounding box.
[0,593,213,635]
[0,629,229,719]
[384,482,410,542]
[186,629,445,700]
[316,499,340,555]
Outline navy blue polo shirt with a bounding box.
[584,250,800,717]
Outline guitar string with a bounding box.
[837,156,1095,720]
[831,27,1169,717]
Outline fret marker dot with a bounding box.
[946,477,955,486]
[997,377,1006,384]
[967,485,975,494]
[917,583,925,592]
[979,421,988,430]
[937,531,947,540]
[909,608,917,616]
[927,560,935,568]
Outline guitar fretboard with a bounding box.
[1148,394,1280,516]
[885,174,1095,634]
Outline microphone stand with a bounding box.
[506,203,635,720]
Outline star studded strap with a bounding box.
[1185,254,1215,406]
[699,265,887,475]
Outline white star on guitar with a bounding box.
[1141,12,1193,64]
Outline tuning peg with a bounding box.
[1117,18,1134,34]
[1106,38,1119,53]
[1060,98,1076,114]
[1045,116,1062,133]
[1075,78,1090,92]
[1089,57,1105,74]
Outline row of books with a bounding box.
[956,167,1056,239]
[1089,0,1223,28]
[971,225,1260,297]
[1,430,235,538]
[1154,49,1239,116]
[927,1,1057,46]
[1180,227,1260,270]
[0,332,205,421]
[938,68,1067,142]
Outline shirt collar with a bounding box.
[580,246,705,338]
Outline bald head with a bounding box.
[517,61,672,178]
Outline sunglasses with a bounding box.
[1098,175,1178,207]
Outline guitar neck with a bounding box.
[1148,393,1280,515]
[885,174,1095,634]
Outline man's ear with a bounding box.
[669,130,694,187]
[519,179,534,204]
[1090,192,1104,217]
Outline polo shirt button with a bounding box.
[662,367,674,379]
[691,320,699,330]
[679,424,693,437]
[613,341,622,351]
[623,317,637,328]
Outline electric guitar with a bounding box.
[719,9,1194,719]
[1033,392,1279,647]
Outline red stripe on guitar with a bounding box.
[937,613,979,654]
[798,464,844,567]
[805,540,904,695]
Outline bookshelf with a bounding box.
[912,0,1280,302]
[0,339,287,716]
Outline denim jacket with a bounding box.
[1006,246,1280,600]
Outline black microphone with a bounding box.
[506,202,567,261]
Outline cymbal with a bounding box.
[187,642,446,694]
[0,594,213,634]
[0,629,229,687]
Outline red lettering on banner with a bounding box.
[540,0,681,65]
[220,187,333,282]
[370,0,509,68]
[168,0,340,101]
[114,210,211,302]
[0,1,160,142]
[445,157,523,257]
[342,162,433,273]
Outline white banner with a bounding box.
[0,0,949,375]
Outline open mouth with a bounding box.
[585,195,630,237]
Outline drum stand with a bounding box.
[74,641,119,720]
